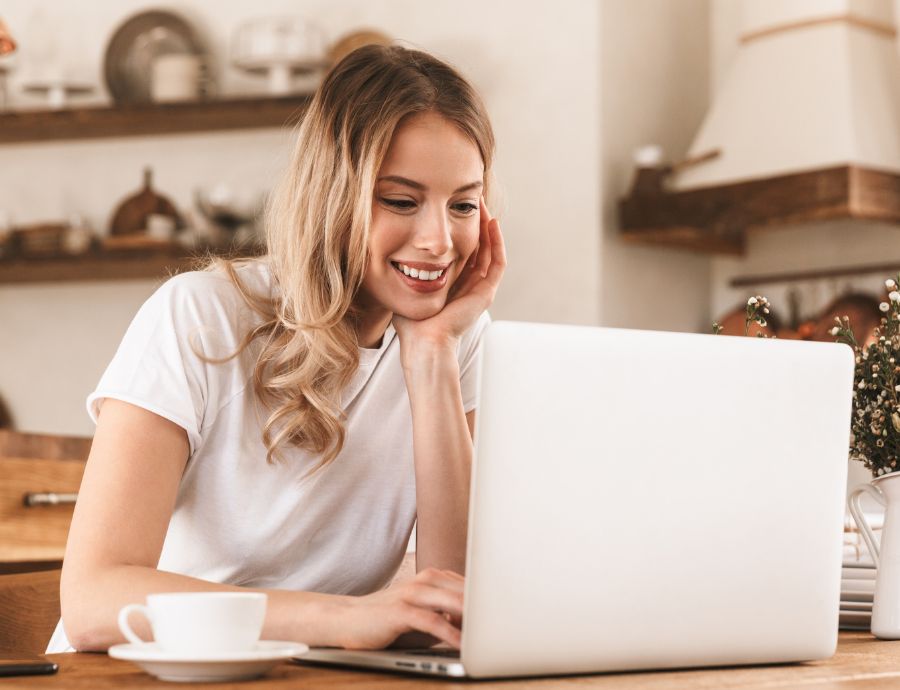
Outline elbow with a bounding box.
[60,571,111,652]
[60,600,108,652]
[65,625,110,653]
[60,603,114,652]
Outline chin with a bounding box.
[392,299,446,321]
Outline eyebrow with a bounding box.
[377,175,483,194]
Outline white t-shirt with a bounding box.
[47,260,489,652]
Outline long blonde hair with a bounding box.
[210,45,495,470]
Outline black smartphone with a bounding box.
[0,653,58,676]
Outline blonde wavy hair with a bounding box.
[207,45,495,470]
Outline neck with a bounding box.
[356,309,393,349]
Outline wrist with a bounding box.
[400,337,460,379]
[315,593,355,648]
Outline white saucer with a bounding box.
[108,640,309,682]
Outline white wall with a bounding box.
[708,0,884,490]
[598,0,713,333]
[0,0,602,435]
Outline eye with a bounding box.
[380,198,417,211]
[452,202,478,215]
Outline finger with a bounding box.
[406,607,462,649]
[448,218,505,306]
[403,583,464,618]
[467,244,479,269]
[483,217,506,285]
[417,567,465,594]
[440,568,465,583]
[470,195,490,270]
[448,256,477,302]
[476,197,493,278]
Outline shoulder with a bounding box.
[144,261,272,331]
[155,260,271,313]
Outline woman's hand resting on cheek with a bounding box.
[336,568,465,649]
[393,197,506,365]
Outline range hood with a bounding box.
[620,0,900,253]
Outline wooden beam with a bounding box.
[619,165,900,254]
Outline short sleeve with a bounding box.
[458,311,491,413]
[86,271,250,456]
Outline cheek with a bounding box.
[367,215,410,261]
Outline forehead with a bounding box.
[379,112,483,183]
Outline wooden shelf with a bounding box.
[618,165,900,255]
[0,244,264,284]
[0,95,311,144]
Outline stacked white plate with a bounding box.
[840,563,874,630]
[840,507,880,631]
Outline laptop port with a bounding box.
[420,663,433,670]
[396,661,415,668]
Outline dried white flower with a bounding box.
[881,302,891,312]
[830,326,840,336]
[858,381,866,389]
[890,291,900,303]
[888,279,897,290]
[747,297,758,306]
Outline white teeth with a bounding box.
[395,263,445,281]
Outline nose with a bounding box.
[413,205,453,256]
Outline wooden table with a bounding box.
[2,633,900,689]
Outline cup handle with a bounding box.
[117,603,152,645]
[848,483,886,568]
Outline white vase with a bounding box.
[849,472,900,639]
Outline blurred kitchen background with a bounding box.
[0,0,898,502]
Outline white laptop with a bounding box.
[297,321,855,678]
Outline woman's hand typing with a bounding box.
[336,568,465,649]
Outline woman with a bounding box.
[51,44,505,652]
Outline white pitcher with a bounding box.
[849,473,900,638]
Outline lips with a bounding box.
[390,261,449,293]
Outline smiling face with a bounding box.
[355,111,484,342]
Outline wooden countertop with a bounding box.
[2,632,899,689]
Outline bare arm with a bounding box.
[60,399,347,650]
[402,348,475,574]
[61,399,464,651]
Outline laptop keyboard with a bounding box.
[403,648,461,659]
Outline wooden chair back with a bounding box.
[0,569,61,654]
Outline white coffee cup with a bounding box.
[118,592,267,654]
